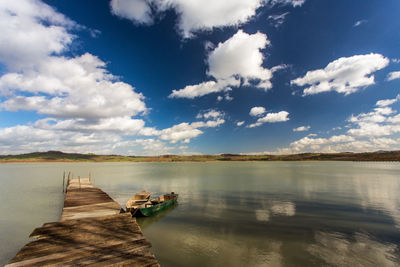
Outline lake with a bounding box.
[0,162,399,266]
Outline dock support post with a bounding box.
[62,171,65,193]
[78,176,81,189]
[66,172,71,192]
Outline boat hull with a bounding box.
[138,197,178,217]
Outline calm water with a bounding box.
[0,162,400,266]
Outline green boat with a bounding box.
[131,192,178,217]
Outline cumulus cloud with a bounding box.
[109,0,305,38]
[250,107,267,117]
[159,111,225,143]
[279,135,356,154]
[170,30,282,99]
[207,30,272,89]
[293,125,310,132]
[0,0,76,70]
[248,111,290,128]
[110,0,153,25]
[291,53,389,96]
[0,0,225,155]
[170,78,237,99]
[271,95,400,154]
[0,54,147,119]
[236,121,245,127]
[386,71,400,81]
[196,109,224,120]
[376,94,400,107]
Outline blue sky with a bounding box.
[0,0,399,155]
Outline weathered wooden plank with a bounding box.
[6,177,159,267]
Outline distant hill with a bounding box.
[0,150,399,162]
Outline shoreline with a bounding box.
[1,151,399,163]
[1,159,399,164]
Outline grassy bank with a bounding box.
[0,150,399,163]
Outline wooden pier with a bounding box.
[6,175,159,266]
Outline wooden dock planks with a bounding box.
[6,177,159,267]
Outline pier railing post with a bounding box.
[62,171,65,193]
[66,172,71,192]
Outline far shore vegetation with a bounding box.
[0,150,399,163]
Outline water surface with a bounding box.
[0,162,399,266]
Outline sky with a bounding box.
[0,0,399,155]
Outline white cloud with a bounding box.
[0,125,123,155]
[346,105,400,137]
[159,119,225,143]
[162,0,264,38]
[170,78,237,99]
[0,0,75,70]
[109,0,305,38]
[268,96,400,154]
[158,123,203,144]
[196,109,224,120]
[110,0,153,25]
[376,94,400,107]
[0,0,226,155]
[291,53,389,96]
[236,121,245,127]
[170,30,281,98]
[386,71,400,81]
[0,54,147,119]
[113,139,173,156]
[224,93,233,101]
[353,20,367,27]
[158,110,225,143]
[248,111,289,128]
[0,0,154,155]
[293,125,310,132]
[269,0,305,7]
[249,106,267,117]
[208,30,272,88]
[268,12,289,28]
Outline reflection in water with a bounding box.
[137,203,178,229]
[0,162,400,266]
[308,231,399,267]
[255,209,270,222]
[255,201,296,222]
[271,201,296,216]
[145,224,284,267]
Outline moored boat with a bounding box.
[130,192,178,216]
[126,190,151,212]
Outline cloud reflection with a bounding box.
[308,231,399,266]
[256,201,296,222]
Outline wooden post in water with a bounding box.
[89,172,91,183]
[62,171,65,193]
[78,176,81,190]
[66,172,71,192]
